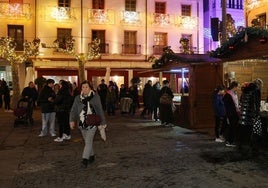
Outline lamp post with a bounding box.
[0,37,40,108]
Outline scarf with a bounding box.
[79,90,95,128]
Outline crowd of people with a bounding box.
[3,76,266,166]
[212,79,264,153]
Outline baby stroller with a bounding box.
[13,98,34,127]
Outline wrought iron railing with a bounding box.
[153,45,170,55]
[122,44,141,55]
[88,43,109,54]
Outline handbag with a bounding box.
[86,114,101,126]
[160,93,172,105]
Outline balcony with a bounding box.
[88,43,109,54]
[122,44,141,55]
[120,11,141,25]
[153,45,170,55]
[88,9,114,24]
[176,16,198,29]
[179,46,198,54]
[45,6,76,22]
[152,13,170,26]
[0,3,31,19]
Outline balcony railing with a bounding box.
[122,44,141,55]
[88,9,114,24]
[179,46,198,54]
[44,6,76,22]
[153,13,170,26]
[88,42,109,54]
[120,11,141,25]
[153,45,170,55]
[0,3,31,19]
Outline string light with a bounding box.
[0,2,31,19]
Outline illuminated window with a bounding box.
[258,13,266,28]
[8,25,24,51]
[153,32,167,54]
[124,31,137,54]
[57,28,72,49]
[92,30,106,53]
[155,2,166,14]
[93,0,104,9]
[125,0,136,11]
[58,0,70,7]
[181,5,191,16]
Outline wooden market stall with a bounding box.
[153,28,268,130]
[151,52,223,129]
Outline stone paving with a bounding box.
[0,108,268,188]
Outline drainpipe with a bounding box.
[145,0,148,61]
[196,0,199,53]
[81,0,83,52]
[35,0,37,38]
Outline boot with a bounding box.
[88,155,95,164]
[81,158,88,169]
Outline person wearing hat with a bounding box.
[37,79,56,137]
[97,79,108,111]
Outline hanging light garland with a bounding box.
[0,36,40,108]
[55,36,101,81]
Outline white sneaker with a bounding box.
[38,133,45,137]
[219,135,225,142]
[51,133,56,137]
[225,142,236,147]
[62,133,71,140]
[215,138,224,143]
[54,137,63,142]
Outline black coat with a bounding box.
[54,88,73,112]
[37,85,56,113]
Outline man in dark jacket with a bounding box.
[37,79,56,137]
[140,80,154,118]
[152,81,161,121]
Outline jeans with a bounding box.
[40,112,56,136]
[214,116,227,138]
[56,111,70,137]
[80,126,97,159]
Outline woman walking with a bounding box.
[69,80,107,168]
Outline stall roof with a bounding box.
[143,53,221,74]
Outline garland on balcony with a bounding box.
[150,46,211,69]
[209,27,268,59]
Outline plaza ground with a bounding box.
[0,107,268,188]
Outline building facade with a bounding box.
[0,0,204,93]
[203,0,244,52]
[245,0,268,28]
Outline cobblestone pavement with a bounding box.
[0,108,268,188]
